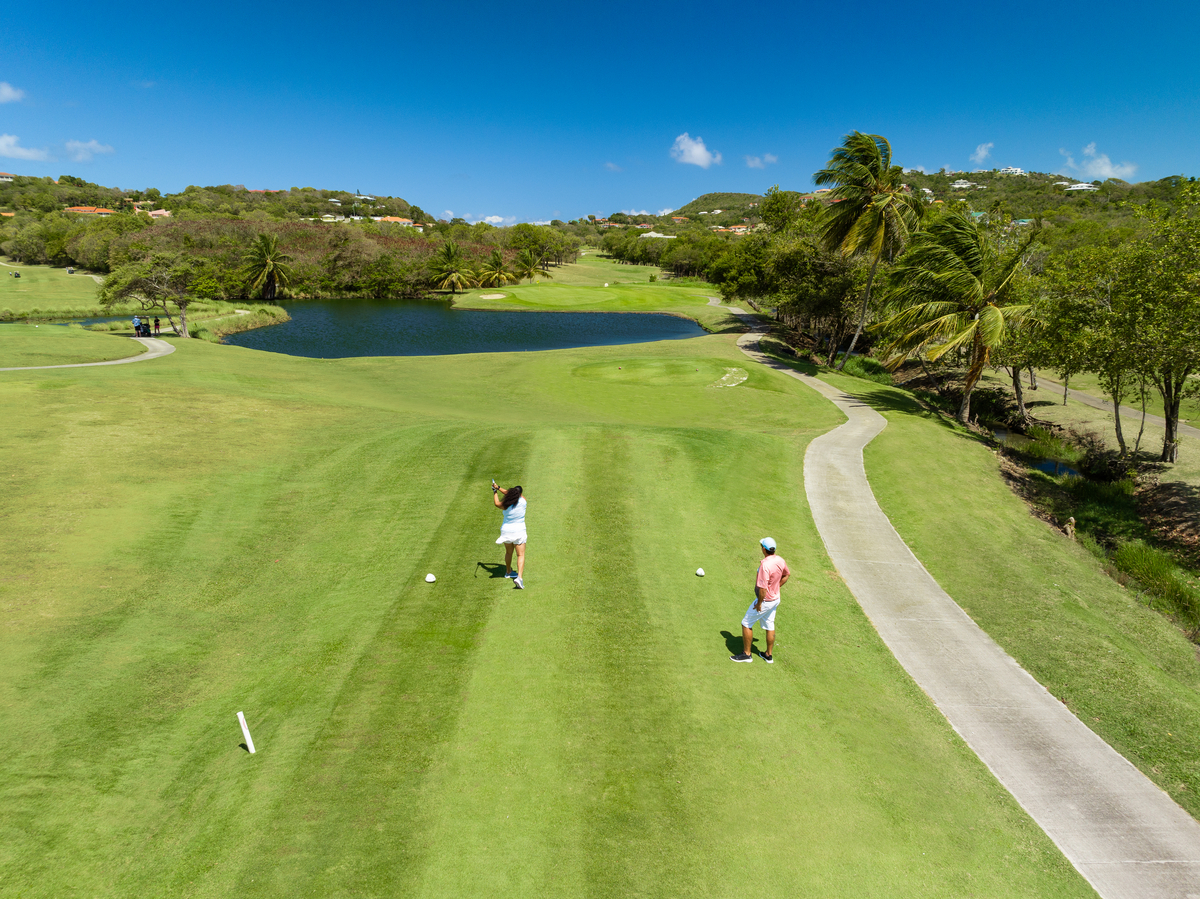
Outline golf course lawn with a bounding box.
[830,374,1200,817]
[0,261,116,317]
[0,323,146,367]
[456,281,751,334]
[0,332,1094,897]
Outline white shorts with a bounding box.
[742,596,780,631]
[496,525,527,545]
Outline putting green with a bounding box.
[0,334,1093,897]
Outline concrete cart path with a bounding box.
[1037,376,1200,443]
[737,331,1200,899]
[0,336,176,372]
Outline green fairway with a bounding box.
[459,282,751,333]
[0,334,1094,897]
[0,323,145,366]
[0,261,116,317]
[830,374,1200,816]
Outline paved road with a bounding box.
[1037,376,1200,442]
[737,332,1200,899]
[0,336,176,372]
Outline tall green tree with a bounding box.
[476,249,516,289]
[814,132,922,369]
[513,249,552,284]
[98,252,210,337]
[877,212,1036,425]
[432,240,475,293]
[239,233,293,301]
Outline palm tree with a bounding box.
[477,249,516,289]
[876,212,1036,425]
[240,233,293,301]
[814,132,922,369]
[514,249,553,284]
[432,240,475,294]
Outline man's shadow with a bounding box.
[476,562,509,579]
[721,630,759,655]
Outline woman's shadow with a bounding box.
[475,562,509,579]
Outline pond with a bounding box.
[224,300,707,358]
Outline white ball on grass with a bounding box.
[696,568,705,577]
[425,573,436,583]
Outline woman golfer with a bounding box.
[493,482,527,589]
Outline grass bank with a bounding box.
[0,323,146,367]
[825,373,1200,817]
[0,332,1091,897]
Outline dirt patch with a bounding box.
[1137,477,1200,567]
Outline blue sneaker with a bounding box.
[505,571,517,578]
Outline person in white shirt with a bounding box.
[492,483,528,589]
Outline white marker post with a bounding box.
[237,711,256,754]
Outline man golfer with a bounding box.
[731,537,790,664]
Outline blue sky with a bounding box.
[3,0,1198,222]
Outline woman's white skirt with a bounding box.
[497,523,527,545]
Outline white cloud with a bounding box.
[903,165,928,174]
[481,215,516,224]
[604,161,622,172]
[443,210,454,219]
[670,132,721,169]
[0,82,25,103]
[132,80,156,89]
[657,207,674,216]
[622,208,651,215]
[745,152,778,169]
[65,139,114,163]
[0,134,50,161]
[970,142,994,165]
[1059,142,1138,181]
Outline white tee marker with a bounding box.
[696,568,705,577]
[237,711,257,754]
[425,573,436,583]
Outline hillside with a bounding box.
[671,192,763,217]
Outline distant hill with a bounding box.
[672,192,763,217]
[898,169,1188,221]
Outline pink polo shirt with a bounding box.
[756,554,790,602]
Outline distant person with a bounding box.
[132,315,141,335]
[153,317,161,336]
[731,537,790,664]
[492,482,527,589]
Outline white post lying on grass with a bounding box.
[237,711,256,754]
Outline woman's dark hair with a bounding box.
[501,485,523,509]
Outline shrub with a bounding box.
[833,354,892,384]
[1113,540,1200,634]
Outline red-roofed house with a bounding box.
[376,216,414,225]
[0,172,14,182]
[65,206,115,216]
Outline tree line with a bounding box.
[720,131,1200,465]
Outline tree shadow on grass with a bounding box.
[475,562,509,579]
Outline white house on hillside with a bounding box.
[999,166,1027,175]
[1065,183,1100,192]
[0,172,14,182]
[950,179,977,190]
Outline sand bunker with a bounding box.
[711,368,748,387]
[479,293,507,299]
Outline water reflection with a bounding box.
[225,300,706,358]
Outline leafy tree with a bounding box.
[814,132,923,368]
[239,232,293,301]
[98,252,209,337]
[877,212,1036,425]
[514,249,552,284]
[432,240,475,293]
[477,249,516,288]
